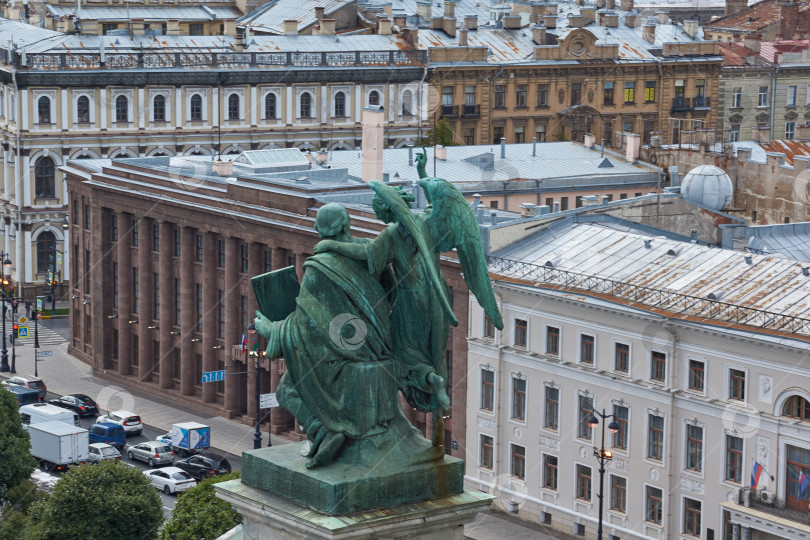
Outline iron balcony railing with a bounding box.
[671,97,691,112]
[461,104,481,117]
[487,255,810,336]
[693,96,711,109]
[440,105,459,119]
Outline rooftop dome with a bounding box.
[681,165,732,211]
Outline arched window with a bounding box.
[37,231,56,274]
[190,94,203,121]
[38,96,51,124]
[153,95,166,121]
[228,94,240,120]
[35,156,55,199]
[300,92,312,118]
[783,396,810,421]
[115,95,128,123]
[265,93,276,119]
[77,96,90,123]
[0,92,5,118]
[334,92,346,117]
[9,94,14,122]
[152,151,168,157]
[368,90,380,106]
[401,90,413,115]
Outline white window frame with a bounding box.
[576,390,595,442]
[260,89,281,121]
[610,399,630,455]
[32,90,57,126]
[573,461,593,504]
[786,121,796,140]
[365,85,384,108]
[612,339,631,375]
[648,348,668,386]
[296,88,317,120]
[509,372,528,425]
[482,309,497,340]
[643,482,665,529]
[478,431,495,471]
[683,418,706,478]
[400,88,414,116]
[540,451,559,492]
[544,323,561,357]
[509,441,527,481]
[577,331,596,366]
[148,89,172,123]
[788,85,798,107]
[721,430,745,486]
[73,91,95,125]
[542,381,561,433]
[731,87,742,108]
[725,364,748,403]
[644,409,667,468]
[684,356,707,397]
[512,316,529,349]
[186,89,208,123]
[9,92,15,122]
[111,89,135,124]
[225,90,245,121]
[607,472,629,515]
[681,495,703,538]
[758,86,769,108]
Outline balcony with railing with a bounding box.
[461,104,481,118]
[671,97,691,112]
[693,96,711,110]
[440,105,459,119]
[722,487,810,538]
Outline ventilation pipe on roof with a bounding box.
[690,229,698,242]
[707,290,725,300]
[472,193,481,210]
[545,255,561,268]
[803,267,810,276]
[600,138,605,157]
[532,137,537,156]
[744,255,753,264]
[490,211,498,226]
[316,148,328,164]
[500,137,506,159]
[553,201,560,212]
[283,20,298,35]
[408,143,414,166]
[643,238,652,248]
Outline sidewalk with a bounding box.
[6,341,289,456]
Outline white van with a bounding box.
[20,403,80,429]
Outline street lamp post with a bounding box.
[588,408,620,540]
[0,253,13,373]
[34,297,40,378]
[248,324,262,450]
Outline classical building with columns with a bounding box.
[62,148,473,454]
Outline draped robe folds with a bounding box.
[274,249,398,440]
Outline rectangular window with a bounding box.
[153,224,159,252]
[686,424,703,472]
[111,214,118,241]
[787,121,796,140]
[543,454,558,490]
[729,368,746,400]
[174,228,181,257]
[758,86,769,107]
[494,85,505,108]
[131,219,138,246]
[218,289,225,339]
[725,434,743,483]
[515,84,527,108]
[511,444,525,479]
[624,82,635,104]
[724,510,733,540]
[575,195,583,209]
[132,268,139,313]
[154,273,160,320]
[514,125,524,143]
[241,244,249,273]
[537,84,548,107]
[265,250,272,272]
[603,82,614,105]
[514,318,527,347]
[512,378,526,421]
[195,234,203,262]
[578,395,594,440]
[576,464,592,501]
[788,85,798,107]
[442,86,453,107]
[85,204,91,229]
[174,278,181,325]
[645,81,656,103]
[483,314,495,339]
[610,475,627,512]
[571,83,581,106]
[492,126,504,144]
[188,23,204,36]
[646,486,663,524]
[688,360,705,391]
[731,123,741,142]
[218,240,225,267]
[546,326,560,355]
[643,119,655,143]
[536,125,546,142]
[480,435,494,469]
[464,86,476,106]
[580,334,594,364]
[648,414,664,460]
[615,342,629,372]
[560,197,569,211]
[613,404,628,450]
[113,262,118,308]
[683,498,702,537]
[481,369,494,410]
[732,87,742,108]
[651,351,666,382]
[464,127,475,145]
[544,386,559,430]
[196,283,202,329]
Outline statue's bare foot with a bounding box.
[305,422,327,458]
[306,432,346,469]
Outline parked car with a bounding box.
[126,441,174,467]
[174,452,232,480]
[143,467,197,495]
[97,410,142,436]
[155,432,171,445]
[20,403,79,428]
[48,394,99,417]
[88,422,127,450]
[87,443,121,463]
[2,375,47,399]
[4,385,41,407]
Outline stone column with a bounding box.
[294,252,306,282]
[180,227,195,396]
[138,217,153,383]
[742,526,751,540]
[271,246,286,271]
[201,232,217,403]
[117,213,132,376]
[158,221,173,389]
[224,237,240,411]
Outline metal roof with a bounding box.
[491,220,810,336]
[234,148,309,166]
[46,5,243,21]
[746,223,810,262]
[238,0,350,33]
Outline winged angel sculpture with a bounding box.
[254,150,503,469]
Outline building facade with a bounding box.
[465,217,810,539]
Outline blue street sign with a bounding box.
[201,370,225,383]
[57,253,62,265]
[17,327,28,338]
[36,298,43,311]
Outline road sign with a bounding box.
[36,350,52,358]
[36,313,41,320]
[260,393,278,409]
[47,271,53,283]
[17,316,27,325]
[17,326,28,338]
[36,298,42,311]
[57,253,62,265]
[201,370,225,383]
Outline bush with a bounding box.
[0,388,38,502]
[159,471,242,540]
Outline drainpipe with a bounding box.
[12,57,22,298]
[417,65,428,143]
[493,286,505,491]
[769,66,778,139]
[656,58,664,144]
[489,64,505,144]
[663,320,679,536]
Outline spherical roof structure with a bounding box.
[681,165,733,211]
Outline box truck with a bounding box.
[28,421,89,472]
[158,422,210,457]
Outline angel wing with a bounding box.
[418,176,504,330]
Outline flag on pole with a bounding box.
[751,461,763,489]
[800,471,810,499]
[240,334,247,353]
[253,338,259,351]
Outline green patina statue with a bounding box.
[253,150,504,471]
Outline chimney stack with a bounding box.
[378,17,392,35]
[620,0,634,10]
[503,14,521,29]
[744,34,761,52]
[543,14,556,28]
[606,0,615,9]
[131,18,146,35]
[315,6,325,19]
[361,107,385,182]
[683,20,698,38]
[402,27,419,47]
[458,27,468,45]
[283,20,298,35]
[605,12,619,26]
[318,19,335,35]
[416,0,431,21]
[642,19,656,43]
[445,0,456,18]
[464,15,478,29]
[532,23,546,45]
[435,144,447,160]
[393,14,407,29]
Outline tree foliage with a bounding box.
[0,479,50,540]
[159,471,242,540]
[0,388,38,502]
[416,117,459,147]
[24,460,163,540]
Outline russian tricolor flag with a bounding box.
[241,334,247,353]
[800,471,810,499]
[751,461,763,489]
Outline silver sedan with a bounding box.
[126,441,174,467]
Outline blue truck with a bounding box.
[156,422,210,457]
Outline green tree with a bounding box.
[0,388,37,502]
[416,117,459,147]
[160,471,242,540]
[0,479,50,540]
[25,460,163,540]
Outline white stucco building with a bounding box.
[465,214,810,540]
